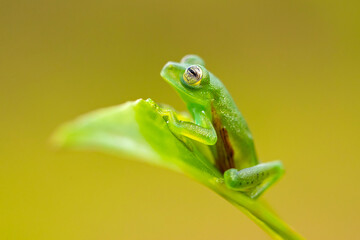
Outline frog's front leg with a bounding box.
[224,161,284,199]
[163,109,217,145]
[147,99,217,145]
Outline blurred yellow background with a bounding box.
[1,0,359,239]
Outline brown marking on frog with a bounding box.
[211,103,235,173]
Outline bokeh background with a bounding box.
[1,0,359,239]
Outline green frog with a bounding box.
[148,55,284,199]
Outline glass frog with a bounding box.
[148,55,284,199]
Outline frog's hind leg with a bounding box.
[224,161,284,199]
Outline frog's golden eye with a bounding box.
[183,65,203,86]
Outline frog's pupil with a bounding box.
[189,68,197,77]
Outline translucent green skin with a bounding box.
[158,55,284,199]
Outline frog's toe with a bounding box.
[146,98,161,110]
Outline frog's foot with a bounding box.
[146,98,160,110]
[224,161,284,199]
[146,98,175,122]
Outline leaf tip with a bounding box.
[49,122,76,150]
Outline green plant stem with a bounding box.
[211,182,304,240]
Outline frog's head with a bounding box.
[160,55,213,107]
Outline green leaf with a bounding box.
[52,99,303,240]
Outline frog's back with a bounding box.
[209,73,258,171]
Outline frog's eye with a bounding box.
[183,65,202,86]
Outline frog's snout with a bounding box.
[160,61,185,80]
[161,61,177,74]
[165,62,174,69]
